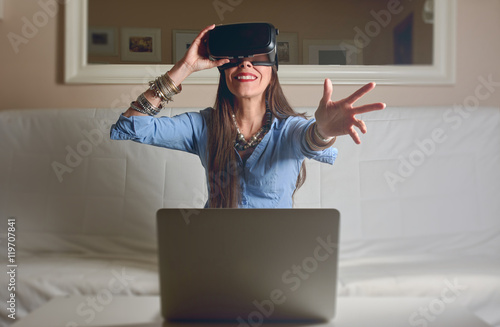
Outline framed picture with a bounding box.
[173,30,198,63]
[303,39,362,65]
[88,27,118,56]
[276,32,299,65]
[121,27,162,62]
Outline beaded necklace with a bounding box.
[232,108,273,151]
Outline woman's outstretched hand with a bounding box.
[314,79,386,144]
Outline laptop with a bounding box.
[156,208,340,324]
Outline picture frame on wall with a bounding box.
[88,27,118,56]
[121,27,162,62]
[303,39,362,65]
[276,32,299,65]
[173,30,198,63]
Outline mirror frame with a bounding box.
[65,0,456,85]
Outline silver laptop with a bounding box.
[156,208,340,324]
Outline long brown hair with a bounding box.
[207,66,307,207]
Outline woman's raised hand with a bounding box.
[314,79,386,144]
[167,25,229,86]
[177,24,230,74]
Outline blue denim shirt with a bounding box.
[110,108,337,208]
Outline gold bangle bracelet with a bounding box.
[313,123,334,143]
[148,72,180,104]
[306,123,336,151]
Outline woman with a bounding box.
[110,24,385,208]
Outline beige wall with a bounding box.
[1,0,499,110]
[365,0,433,65]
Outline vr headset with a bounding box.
[207,23,279,71]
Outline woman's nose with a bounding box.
[238,60,253,68]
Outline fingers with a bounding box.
[178,24,220,72]
[354,118,367,134]
[345,82,376,105]
[322,78,333,103]
[214,58,230,67]
[321,80,383,145]
[353,102,386,115]
[198,24,216,39]
[190,24,216,49]
[349,126,362,145]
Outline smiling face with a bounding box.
[224,60,273,102]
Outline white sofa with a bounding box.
[0,106,499,327]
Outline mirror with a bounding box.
[65,0,456,85]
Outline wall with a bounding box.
[0,0,499,111]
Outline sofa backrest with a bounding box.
[1,107,499,253]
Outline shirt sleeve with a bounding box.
[287,116,338,165]
[109,111,206,155]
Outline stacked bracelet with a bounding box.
[306,123,336,151]
[149,72,182,106]
[129,92,161,116]
[130,101,149,116]
[129,72,181,116]
[137,93,161,116]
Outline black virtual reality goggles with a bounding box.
[207,23,279,71]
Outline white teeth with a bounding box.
[236,75,257,80]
